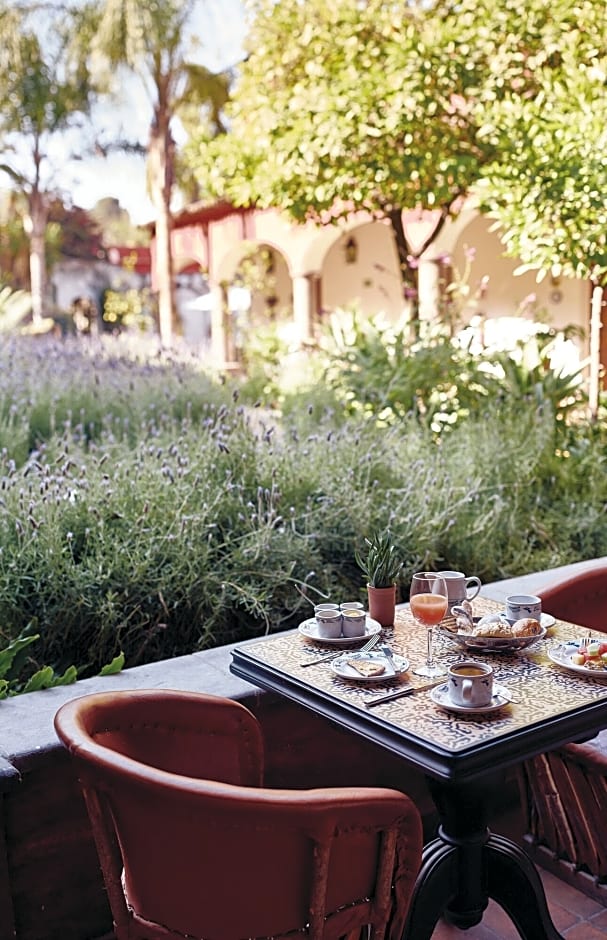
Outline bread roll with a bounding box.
[470,614,512,638]
[472,621,512,638]
[511,617,541,637]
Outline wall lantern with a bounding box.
[550,268,563,304]
[344,236,358,265]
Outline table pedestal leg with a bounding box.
[484,833,563,939]
[401,776,564,940]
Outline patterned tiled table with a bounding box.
[231,598,607,940]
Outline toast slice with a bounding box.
[349,658,386,677]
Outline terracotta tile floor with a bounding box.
[431,866,607,938]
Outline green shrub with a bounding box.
[0,332,605,686]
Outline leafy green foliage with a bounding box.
[99,652,126,676]
[187,0,606,303]
[102,287,155,332]
[0,623,77,698]
[87,0,233,346]
[319,310,583,436]
[473,0,607,284]
[0,2,102,321]
[191,0,493,222]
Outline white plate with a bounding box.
[548,642,607,677]
[430,683,512,714]
[501,613,556,629]
[330,650,409,682]
[298,616,381,647]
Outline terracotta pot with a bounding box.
[367,584,396,627]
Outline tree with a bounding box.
[473,0,607,415]
[188,0,503,324]
[188,0,606,331]
[88,0,232,347]
[0,2,99,324]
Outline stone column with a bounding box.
[210,283,229,365]
[418,260,442,323]
[292,273,317,346]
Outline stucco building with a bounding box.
[151,200,603,383]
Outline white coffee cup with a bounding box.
[437,570,482,610]
[341,608,367,637]
[447,660,494,708]
[315,609,342,639]
[506,594,542,624]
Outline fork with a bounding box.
[300,632,379,667]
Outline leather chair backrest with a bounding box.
[55,690,422,940]
[538,566,607,632]
[55,688,264,785]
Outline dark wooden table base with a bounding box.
[403,775,563,939]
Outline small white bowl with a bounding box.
[315,612,342,639]
[341,609,367,637]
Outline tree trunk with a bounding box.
[25,189,48,325]
[589,282,603,419]
[387,207,449,339]
[388,208,419,330]
[148,109,177,347]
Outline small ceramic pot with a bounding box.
[315,610,342,639]
[367,584,396,627]
[341,608,367,637]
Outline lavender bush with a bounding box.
[0,333,606,684]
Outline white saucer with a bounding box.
[430,683,512,714]
[548,642,607,677]
[331,650,409,682]
[298,617,381,647]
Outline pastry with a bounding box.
[511,617,542,637]
[472,616,512,638]
[349,659,386,677]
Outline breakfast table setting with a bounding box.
[230,584,607,940]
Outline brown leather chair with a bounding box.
[538,565,607,633]
[521,565,607,901]
[54,689,423,940]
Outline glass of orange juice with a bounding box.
[410,572,448,677]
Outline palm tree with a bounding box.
[90,0,231,347]
[0,3,97,325]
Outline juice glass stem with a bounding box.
[427,626,435,669]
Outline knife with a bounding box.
[300,651,343,667]
[364,677,445,707]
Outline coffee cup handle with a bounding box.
[465,577,481,600]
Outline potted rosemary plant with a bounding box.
[355,530,403,626]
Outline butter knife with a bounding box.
[300,651,343,668]
[364,677,445,707]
